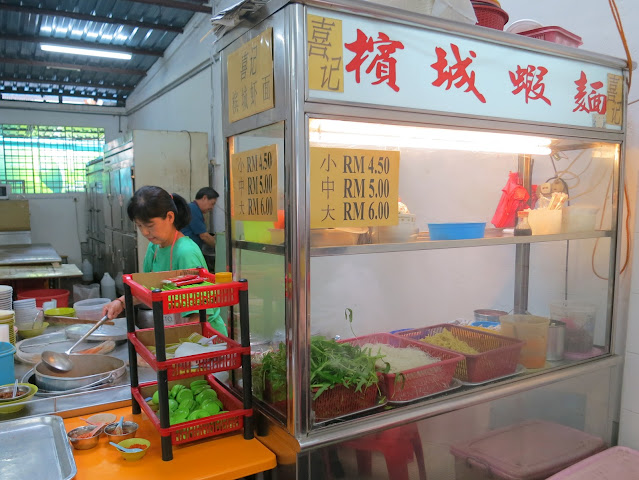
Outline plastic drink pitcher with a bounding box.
[0,342,16,385]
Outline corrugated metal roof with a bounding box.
[0,0,210,107]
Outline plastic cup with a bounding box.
[0,342,16,385]
[499,315,550,368]
[528,209,562,235]
[549,301,596,353]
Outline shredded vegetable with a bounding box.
[361,343,439,373]
[420,329,479,354]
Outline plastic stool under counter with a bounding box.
[450,420,606,480]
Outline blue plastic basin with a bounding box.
[428,222,486,240]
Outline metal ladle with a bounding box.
[40,315,110,372]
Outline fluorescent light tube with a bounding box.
[309,119,552,155]
[40,44,132,60]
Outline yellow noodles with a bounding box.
[420,329,479,354]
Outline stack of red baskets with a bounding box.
[472,0,509,30]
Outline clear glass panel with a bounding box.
[307,117,619,426]
[228,122,286,419]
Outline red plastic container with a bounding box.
[312,372,382,421]
[450,420,606,480]
[132,374,251,445]
[518,26,583,48]
[123,267,247,315]
[342,333,463,402]
[473,4,509,30]
[17,288,69,308]
[396,324,524,383]
[129,322,248,380]
[546,446,639,479]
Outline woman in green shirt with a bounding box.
[102,185,226,334]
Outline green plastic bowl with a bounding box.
[44,307,75,317]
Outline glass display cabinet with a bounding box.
[215,1,629,478]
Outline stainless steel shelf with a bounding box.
[311,230,612,256]
[233,231,612,257]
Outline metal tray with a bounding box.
[388,378,463,405]
[65,317,127,341]
[458,364,526,386]
[0,415,76,480]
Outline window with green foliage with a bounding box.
[0,125,104,194]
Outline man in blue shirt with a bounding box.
[181,187,219,250]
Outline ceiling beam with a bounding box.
[0,34,163,57]
[0,76,135,92]
[0,57,147,76]
[0,4,184,34]
[131,0,211,13]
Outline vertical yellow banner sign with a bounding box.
[231,144,278,222]
[307,14,343,92]
[606,74,623,126]
[227,28,274,123]
[310,147,399,228]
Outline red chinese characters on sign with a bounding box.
[431,43,485,103]
[344,29,404,92]
[509,65,551,105]
[573,71,607,114]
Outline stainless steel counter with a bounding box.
[0,243,61,265]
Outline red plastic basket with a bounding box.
[123,268,247,315]
[473,4,509,30]
[312,372,382,421]
[343,333,463,402]
[396,324,524,383]
[132,374,251,445]
[518,26,583,48]
[129,322,248,380]
[17,288,69,308]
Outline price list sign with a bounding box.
[231,144,278,221]
[310,147,399,228]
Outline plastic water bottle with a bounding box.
[81,258,93,282]
[100,272,116,300]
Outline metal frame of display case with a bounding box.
[217,0,629,469]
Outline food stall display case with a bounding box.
[214,1,629,477]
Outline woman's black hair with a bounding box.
[127,185,191,230]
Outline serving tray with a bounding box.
[0,415,76,480]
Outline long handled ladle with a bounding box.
[40,315,110,373]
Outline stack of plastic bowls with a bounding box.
[0,286,12,310]
[12,299,38,329]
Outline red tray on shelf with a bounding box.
[312,371,383,421]
[342,333,464,402]
[123,267,248,315]
[132,374,251,445]
[129,322,248,380]
[396,324,524,383]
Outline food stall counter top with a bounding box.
[62,406,277,480]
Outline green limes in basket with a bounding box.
[187,409,210,421]
[170,384,186,398]
[196,389,217,404]
[176,388,194,403]
[189,379,209,389]
[202,401,220,415]
[191,383,212,396]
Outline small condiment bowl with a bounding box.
[117,438,150,461]
[104,421,139,442]
[0,384,31,402]
[67,425,101,450]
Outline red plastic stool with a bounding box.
[342,424,427,480]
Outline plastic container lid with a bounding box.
[215,272,233,283]
[546,446,639,479]
[450,420,605,480]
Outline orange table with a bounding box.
[62,406,276,480]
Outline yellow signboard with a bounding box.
[606,73,623,127]
[227,28,274,123]
[307,14,343,92]
[310,147,399,228]
[231,144,279,222]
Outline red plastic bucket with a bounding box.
[17,289,70,308]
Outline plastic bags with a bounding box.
[492,171,530,229]
[73,283,100,304]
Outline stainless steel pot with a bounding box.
[32,354,126,392]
